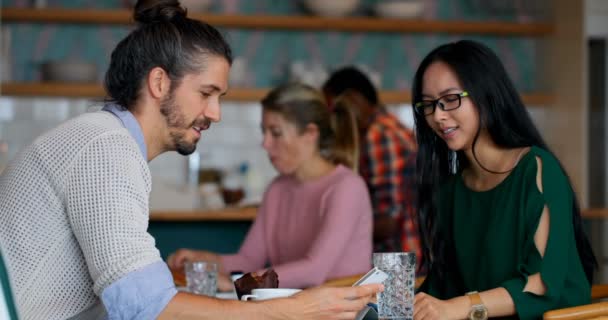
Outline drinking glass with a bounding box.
[373,252,416,320]
[185,261,218,296]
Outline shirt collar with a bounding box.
[102,102,147,160]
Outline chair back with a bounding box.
[543,284,608,320]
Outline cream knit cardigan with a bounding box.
[0,111,162,320]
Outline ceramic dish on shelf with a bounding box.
[40,60,98,83]
[374,0,424,19]
[302,0,360,17]
[177,0,213,12]
[128,0,212,12]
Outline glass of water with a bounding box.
[185,261,218,296]
[373,252,416,320]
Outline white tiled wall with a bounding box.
[0,97,547,211]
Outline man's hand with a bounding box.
[268,284,384,320]
[166,249,221,271]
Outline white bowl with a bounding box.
[40,61,98,83]
[303,0,360,17]
[129,0,212,12]
[374,0,424,19]
[180,0,213,13]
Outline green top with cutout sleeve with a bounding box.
[419,146,590,319]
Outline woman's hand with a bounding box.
[267,284,383,320]
[217,272,234,292]
[166,248,221,271]
[414,292,453,320]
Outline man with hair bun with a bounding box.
[0,1,382,319]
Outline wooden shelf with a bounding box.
[581,208,608,219]
[0,82,555,105]
[1,82,104,98]
[0,82,268,102]
[150,206,258,222]
[1,8,553,36]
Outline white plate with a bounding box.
[176,287,238,300]
[215,292,238,300]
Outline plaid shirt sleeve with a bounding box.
[364,122,421,260]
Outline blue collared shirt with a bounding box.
[101,261,177,319]
[100,103,177,319]
[102,103,147,159]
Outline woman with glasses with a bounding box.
[411,40,596,320]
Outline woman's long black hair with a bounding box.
[412,40,597,285]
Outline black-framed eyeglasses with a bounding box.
[414,91,469,116]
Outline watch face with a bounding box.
[470,307,488,320]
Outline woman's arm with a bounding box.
[414,205,549,320]
[167,191,274,274]
[414,157,556,320]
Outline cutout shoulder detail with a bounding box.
[535,156,543,194]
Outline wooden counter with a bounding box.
[150,206,258,222]
[150,206,608,270]
[150,207,607,222]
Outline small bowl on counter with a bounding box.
[40,60,98,83]
[374,0,425,19]
[302,0,360,17]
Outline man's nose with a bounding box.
[204,98,221,122]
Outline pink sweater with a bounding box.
[220,165,373,289]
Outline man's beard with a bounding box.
[160,93,210,156]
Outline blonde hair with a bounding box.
[261,83,359,171]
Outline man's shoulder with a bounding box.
[37,111,130,147]
[366,114,416,148]
[60,110,125,133]
[23,111,137,170]
[368,111,413,135]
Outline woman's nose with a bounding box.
[432,103,449,122]
[261,134,271,150]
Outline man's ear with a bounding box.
[146,67,171,100]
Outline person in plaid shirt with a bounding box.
[323,67,421,262]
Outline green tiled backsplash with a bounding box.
[3,0,548,92]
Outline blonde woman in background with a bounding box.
[169,83,373,291]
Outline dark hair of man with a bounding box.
[411,40,597,286]
[104,0,233,110]
[323,66,379,106]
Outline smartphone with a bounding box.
[355,305,378,320]
[353,268,386,320]
[352,267,388,286]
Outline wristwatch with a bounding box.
[466,291,488,320]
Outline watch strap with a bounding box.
[466,291,483,306]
